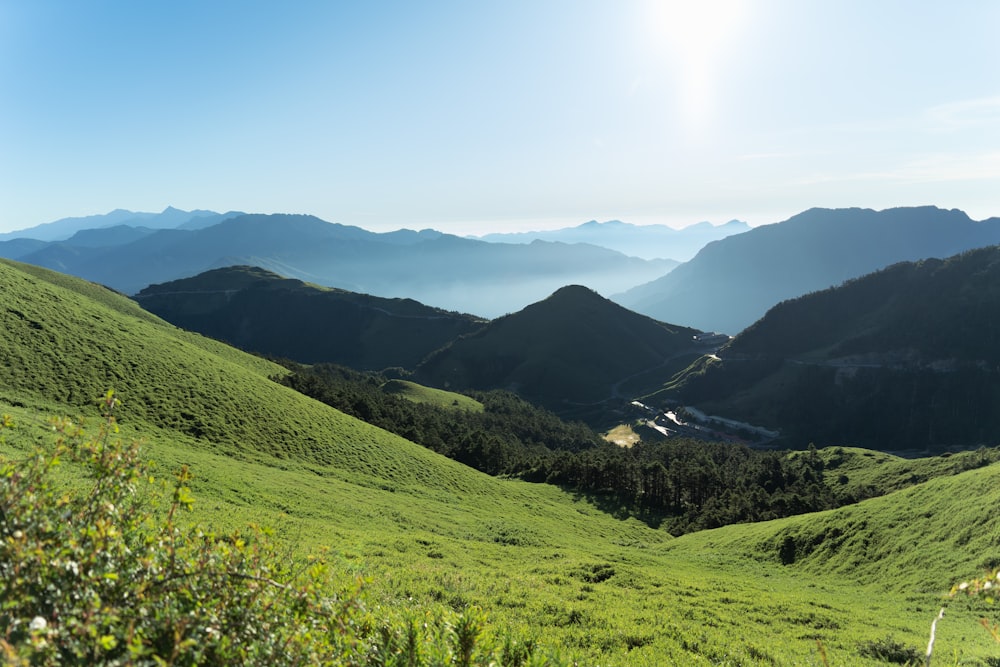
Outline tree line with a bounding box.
[276,363,876,534]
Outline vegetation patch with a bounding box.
[381,379,484,412]
[857,635,922,664]
[604,423,640,447]
[574,563,617,584]
[482,521,541,547]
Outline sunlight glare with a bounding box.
[644,0,750,135]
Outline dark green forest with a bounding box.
[275,363,1000,534]
[662,246,1000,452]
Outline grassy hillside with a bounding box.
[0,260,487,490]
[380,378,484,411]
[670,459,1000,593]
[4,257,1000,664]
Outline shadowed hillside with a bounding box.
[653,244,1000,452]
[134,265,486,370]
[415,285,706,418]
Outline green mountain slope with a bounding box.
[6,257,1000,665]
[415,285,706,420]
[669,458,1000,593]
[380,378,485,411]
[655,245,1000,452]
[0,258,492,490]
[133,265,486,370]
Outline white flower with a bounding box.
[986,581,994,590]
[64,560,79,576]
[959,582,970,591]
[12,530,22,540]
[29,616,46,632]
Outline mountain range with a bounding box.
[655,244,1000,452]
[14,205,1000,336]
[134,269,710,422]
[0,206,243,242]
[0,211,676,318]
[140,237,1000,455]
[616,206,1000,334]
[472,218,750,261]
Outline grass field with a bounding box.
[381,378,485,411]
[3,257,1000,665]
[6,406,998,665]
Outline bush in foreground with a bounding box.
[0,392,559,666]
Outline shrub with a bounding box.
[857,635,922,665]
[0,391,371,665]
[0,391,563,666]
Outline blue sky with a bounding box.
[2,1,998,235]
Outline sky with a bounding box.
[2,1,999,236]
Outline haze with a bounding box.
[1,1,998,235]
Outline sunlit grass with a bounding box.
[381,379,484,412]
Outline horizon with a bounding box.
[2,2,998,236]
[8,203,995,241]
[5,205,757,238]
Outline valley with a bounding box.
[4,206,1000,664]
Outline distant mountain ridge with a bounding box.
[0,206,244,242]
[1,213,677,318]
[474,218,749,261]
[134,266,486,370]
[615,206,1000,334]
[656,244,1000,452]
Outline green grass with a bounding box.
[670,461,1000,593]
[806,445,1000,499]
[4,257,1000,665]
[9,402,997,665]
[381,379,484,412]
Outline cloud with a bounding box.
[922,96,1000,132]
[734,151,802,162]
[892,151,1000,183]
[788,151,1000,188]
